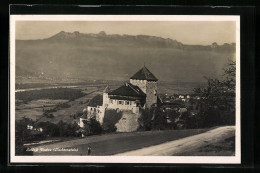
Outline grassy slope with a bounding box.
[175,136,235,156]
[33,128,213,156]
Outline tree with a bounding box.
[83,118,103,136]
[57,120,67,137]
[35,121,59,137]
[66,122,81,137]
[194,60,236,127]
[138,107,154,131]
[138,105,178,131]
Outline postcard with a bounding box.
[9,15,240,164]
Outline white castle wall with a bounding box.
[103,93,110,107]
[115,110,141,132]
[87,105,105,124]
[106,98,139,113]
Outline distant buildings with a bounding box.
[27,124,43,132]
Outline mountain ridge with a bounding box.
[17,31,235,51]
[15,31,236,82]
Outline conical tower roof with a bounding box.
[130,66,158,81]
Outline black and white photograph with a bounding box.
[9,15,240,163]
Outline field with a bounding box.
[15,79,202,123]
[30,126,235,156]
[15,86,105,123]
[33,128,213,156]
[176,136,235,156]
[16,99,68,121]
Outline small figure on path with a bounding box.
[87,146,91,155]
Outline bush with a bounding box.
[36,121,60,137]
[138,106,178,131]
[83,118,103,136]
[102,109,123,132]
[138,108,154,131]
[66,122,81,137]
[35,121,80,137]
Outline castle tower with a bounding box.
[103,84,110,107]
[129,66,158,108]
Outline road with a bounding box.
[115,126,235,156]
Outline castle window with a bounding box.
[125,101,130,105]
[118,101,123,105]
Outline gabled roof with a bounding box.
[130,66,158,81]
[108,83,146,98]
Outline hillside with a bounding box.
[15,31,235,83]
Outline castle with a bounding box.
[82,66,158,126]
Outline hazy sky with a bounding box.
[16,21,236,45]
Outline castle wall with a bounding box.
[87,106,105,124]
[115,110,141,132]
[130,79,157,108]
[106,99,138,111]
[145,81,158,108]
[103,93,109,107]
[130,79,147,93]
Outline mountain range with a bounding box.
[15,31,235,83]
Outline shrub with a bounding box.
[83,118,103,136]
[138,105,178,131]
[36,121,60,137]
[66,122,81,137]
[138,108,154,131]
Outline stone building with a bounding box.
[85,65,158,125]
[103,66,158,113]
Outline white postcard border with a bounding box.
[10,15,241,164]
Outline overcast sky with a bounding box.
[16,21,236,45]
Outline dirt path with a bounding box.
[115,126,235,156]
